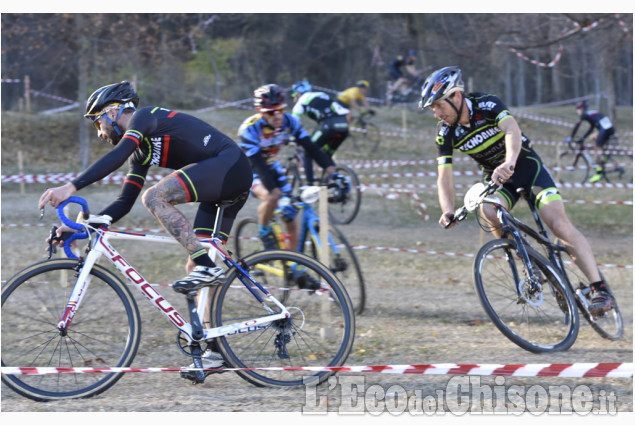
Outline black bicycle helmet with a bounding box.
[84,81,139,118]
[419,66,464,109]
[254,84,286,111]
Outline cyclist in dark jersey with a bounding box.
[291,80,350,185]
[38,81,253,295]
[238,84,335,258]
[567,100,616,183]
[419,66,612,314]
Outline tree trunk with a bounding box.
[76,15,90,170]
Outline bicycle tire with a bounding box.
[1,259,141,401]
[212,249,355,387]
[285,162,304,198]
[554,242,623,340]
[234,216,267,258]
[323,165,362,225]
[306,222,366,315]
[363,122,381,153]
[473,239,579,353]
[556,151,590,184]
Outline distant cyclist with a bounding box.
[291,80,350,185]
[238,83,335,259]
[336,80,372,122]
[386,49,421,104]
[567,100,616,183]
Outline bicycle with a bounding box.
[1,195,355,401]
[450,181,623,353]
[385,75,426,112]
[285,144,362,225]
[233,186,366,315]
[555,136,633,184]
[349,110,381,155]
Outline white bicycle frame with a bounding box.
[57,225,291,342]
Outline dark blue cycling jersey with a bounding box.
[71,106,252,236]
[237,112,334,192]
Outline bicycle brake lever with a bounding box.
[47,226,58,259]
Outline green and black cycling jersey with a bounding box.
[71,106,252,237]
[291,92,349,122]
[435,92,533,174]
[436,92,561,210]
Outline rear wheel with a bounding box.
[322,165,362,225]
[212,250,355,387]
[473,239,579,353]
[554,242,623,340]
[307,223,366,315]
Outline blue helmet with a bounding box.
[291,81,312,98]
[419,66,464,109]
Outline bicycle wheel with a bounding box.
[363,122,381,153]
[554,243,623,340]
[212,249,355,387]
[323,165,362,225]
[307,223,366,315]
[556,151,590,184]
[1,259,141,401]
[473,239,579,353]
[234,217,265,258]
[285,162,304,198]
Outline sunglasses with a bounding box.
[261,107,285,117]
[90,104,121,130]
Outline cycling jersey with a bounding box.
[292,92,349,185]
[435,92,533,174]
[71,106,253,238]
[292,92,349,122]
[436,92,561,210]
[571,109,615,147]
[237,112,334,192]
[337,87,365,107]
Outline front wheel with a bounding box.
[1,259,141,401]
[473,239,579,353]
[322,165,362,225]
[212,250,355,387]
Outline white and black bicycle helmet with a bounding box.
[419,66,464,110]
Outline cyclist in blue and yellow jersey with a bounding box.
[38,81,253,295]
[291,80,350,185]
[336,80,372,122]
[419,66,612,314]
[567,100,617,183]
[238,83,335,260]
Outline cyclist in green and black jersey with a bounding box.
[419,66,612,314]
[291,80,350,185]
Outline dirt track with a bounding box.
[1,183,632,414]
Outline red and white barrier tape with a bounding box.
[3,222,630,270]
[1,363,632,378]
[1,78,22,83]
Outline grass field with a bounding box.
[1,105,633,412]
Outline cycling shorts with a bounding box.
[484,147,562,211]
[172,148,252,241]
[311,116,349,153]
[250,160,293,195]
[595,127,615,147]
